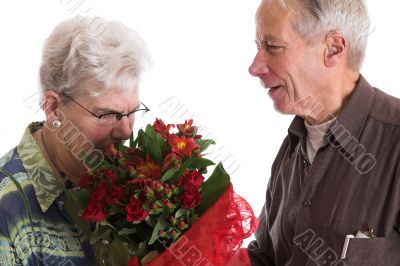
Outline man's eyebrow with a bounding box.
[257,34,284,43]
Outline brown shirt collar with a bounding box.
[287,75,375,157]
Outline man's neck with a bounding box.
[304,72,360,125]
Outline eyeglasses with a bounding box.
[60,93,150,126]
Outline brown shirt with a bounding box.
[248,76,400,266]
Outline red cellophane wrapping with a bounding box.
[145,183,258,266]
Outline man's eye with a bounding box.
[266,43,283,52]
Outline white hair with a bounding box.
[39,16,152,103]
[276,0,370,71]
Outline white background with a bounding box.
[1,0,399,245]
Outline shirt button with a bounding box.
[304,199,312,207]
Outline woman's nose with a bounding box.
[112,116,134,141]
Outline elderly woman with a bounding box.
[0,17,151,265]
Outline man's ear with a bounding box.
[43,90,63,123]
[324,31,347,68]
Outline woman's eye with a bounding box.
[99,113,115,120]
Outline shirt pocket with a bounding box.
[345,237,387,266]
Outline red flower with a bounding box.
[168,135,199,157]
[179,170,204,190]
[161,152,182,172]
[105,168,120,184]
[107,185,126,206]
[82,201,107,222]
[180,187,202,209]
[177,119,198,137]
[90,182,108,203]
[125,196,149,223]
[104,143,121,159]
[78,172,94,188]
[136,155,161,179]
[127,256,140,266]
[153,118,174,138]
[128,177,153,188]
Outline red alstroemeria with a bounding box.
[136,155,161,179]
[168,134,199,157]
[180,187,202,209]
[177,119,198,137]
[127,256,140,266]
[105,168,120,184]
[90,182,108,203]
[124,147,141,167]
[179,170,204,190]
[161,152,182,172]
[153,118,174,138]
[82,201,107,222]
[104,143,122,160]
[78,172,94,188]
[125,196,149,223]
[107,185,126,206]
[128,177,153,188]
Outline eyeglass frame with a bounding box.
[59,92,150,124]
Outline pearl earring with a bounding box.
[52,120,62,128]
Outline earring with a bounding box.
[52,120,62,128]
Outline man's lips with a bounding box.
[267,85,283,96]
[259,80,283,94]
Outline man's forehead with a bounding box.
[255,2,292,40]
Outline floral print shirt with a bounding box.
[0,122,96,265]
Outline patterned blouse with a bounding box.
[0,122,96,265]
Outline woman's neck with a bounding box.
[35,126,85,186]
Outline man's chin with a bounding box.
[273,102,295,115]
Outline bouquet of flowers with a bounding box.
[66,119,258,265]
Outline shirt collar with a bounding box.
[17,122,64,212]
[288,75,375,156]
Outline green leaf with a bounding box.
[92,237,131,265]
[169,157,215,182]
[145,124,157,138]
[175,208,186,219]
[160,168,179,182]
[136,129,147,152]
[118,227,137,236]
[108,205,122,216]
[64,191,91,238]
[148,216,167,245]
[89,225,112,245]
[66,190,90,211]
[155,133,169,155]
[137,127,163,165]
[100,220,119,233]
[146,135,163,165]
[129,132,136,148]
[148,218,167,245]
[196,139,216,153]
[196,162,230,216]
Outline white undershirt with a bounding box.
[304,117,337,164]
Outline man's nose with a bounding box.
[248,51,269,77]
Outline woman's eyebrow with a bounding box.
[94,103,141,114]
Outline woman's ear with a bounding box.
[323,31,347,68]
[43,90,62,123]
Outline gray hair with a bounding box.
[39,16,152,104]
[276,0,370,71]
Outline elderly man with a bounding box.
[247,0,400,265]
